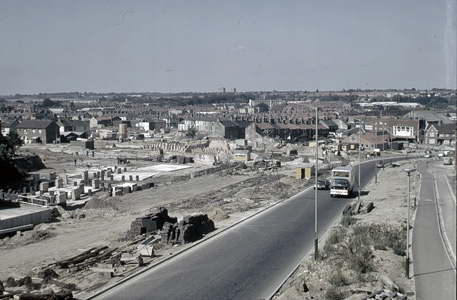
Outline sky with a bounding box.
[0,0,456,95]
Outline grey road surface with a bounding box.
[90,159,395,300]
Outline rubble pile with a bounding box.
[161,214,215,244]
[125,207,177,240]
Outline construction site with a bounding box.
[0,135,326,299]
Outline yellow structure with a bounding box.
[233,149,251,162]
[295,163,315,179]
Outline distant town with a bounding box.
[0,88,455,148]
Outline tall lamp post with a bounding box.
[402,167,416,278]
[358,120,362,204]
[314,106,318,261]
[305,103,319,261]
[374,123,378,183]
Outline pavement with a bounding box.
[413,160,456,300]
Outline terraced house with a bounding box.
[16,120,60,144]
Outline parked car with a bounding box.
[314,178,330,190]
[376,160,384,168]
[424,153,431,158]
[443,157,453,165]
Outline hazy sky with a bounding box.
[1,0,456,95]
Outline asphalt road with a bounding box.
[413,160,456,300]
[90,158,391,300]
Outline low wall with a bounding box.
[0,208,52,231]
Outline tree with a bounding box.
[187,126,198,138]
[41,98,56,107]
[0,131,24,161]
[257,103,269,112]
[0,131,24,184]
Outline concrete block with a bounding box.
[129,175,133,181]
[33,174,40,185]
[39,182,49,193]
[58,192,66,203]
[136,175,140,181]
[49,172,57,180]
[72,188,81,200]
[56,179,63,188]
[92,179,99,190]
[122,186,131,194]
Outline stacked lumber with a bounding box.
[51,246,116,272]
[0,276,74,300]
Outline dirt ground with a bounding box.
[0,143,421,299]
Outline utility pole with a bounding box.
[402,167,416,279]
[374,122,377,183]
[314,106,319,261]
[358,119,362,204]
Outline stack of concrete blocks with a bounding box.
[56,178,63,188]
[83,170,89,185]
[39,182,49,193]
[125,207,177,240]
[33,174,40,186]
[161,214,215,244]
[49,190,56,204]
[70,182,85,201]
[113,186,123,196]
[122,185,131,194]
[57,191,67,205]
[92,179,99,190]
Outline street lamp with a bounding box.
[374,123,378,183]
[402,167,416,279]
[304,103,319,261]
[358,120,362,204]
[314,106,318,261]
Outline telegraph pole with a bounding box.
[314,106,319,261]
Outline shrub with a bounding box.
[341,236,373,273]
[325,285,345,300]
[341,215,357,227]
[392,240,406,256]
[328,269,347,287]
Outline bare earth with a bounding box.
[0,147,420,299]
